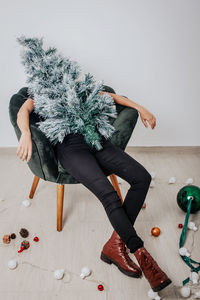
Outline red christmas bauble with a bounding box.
[178,223,183,228]
[98,284,104,291]
[142,203,146,208]
[33,236,39,242]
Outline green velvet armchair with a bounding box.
[9,85,139,231]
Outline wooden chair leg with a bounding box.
[109,173,124,204]
[29,175,40,199]
[57,184,64,232]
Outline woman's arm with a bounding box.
[100,92,141,111]
[100,91,156,130]
[16,98,34,162]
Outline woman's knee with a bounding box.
[129,167,152,186]
[142,170,152,185]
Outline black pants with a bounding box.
[55,133,152,253]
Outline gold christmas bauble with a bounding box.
[151,227,161,237]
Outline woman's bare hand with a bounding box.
[138,106,156,129]
[16,131,32,162]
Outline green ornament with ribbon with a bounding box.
[177,185,200,286]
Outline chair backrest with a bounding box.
[101,85,116,94]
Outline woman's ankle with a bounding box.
[129,243,144,254]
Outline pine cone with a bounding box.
[19,228,29,238]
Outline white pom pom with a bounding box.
[190,271,199,285]
[194,291,200,298]
[150,171,156,179]
[180,286,191,298]
[147,288,158,299]
[188,221,198,231]
[179,247,190,257]
[188,221,195,230]
[150,180,155,188]
[193,226,198,231]
[185,178,193,184]
[54,269,65,280]
[80,266,91,279]
[168,177,176,184]
[22,199,31,207]
[8,259,18,269]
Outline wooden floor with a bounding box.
[0,146,199,300]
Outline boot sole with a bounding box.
[100,251,142,278]
[152,278,172,292]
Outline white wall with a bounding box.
[0,0,199,147]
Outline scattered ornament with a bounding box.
[3,234,11,244]
[80,266,91,279]
[19,228,29,238]
[54,269,65,280]
[178,223,183,228]
[147,288,161,299]
[8,259,18,269]
[18,240,30,253]
[150,171,156,179]
[168,177,176,184]
[142,202,146,209]
[194,291,200,298]
[33,236,39,242]
[189,271,199,285]
[98,284,104,291]
[22,199,31,207]
[188,221,198,231]
[177,185,200,287]
[10,233,16,239]
[150,180,155,188]
[185,178,194,184]
[151,227,161,237]
[176,185,200,214]
[180,286,191,298]
[179,247,190,257]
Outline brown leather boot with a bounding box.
[100,230,142,278]
[133,246,172,292]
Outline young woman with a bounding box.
[16,89,172,292]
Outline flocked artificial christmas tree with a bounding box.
[17,35,118,150]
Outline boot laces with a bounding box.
[142,251,160,276]
[118,239,126,252]
[116,237,138,266]
[118,239,132,261]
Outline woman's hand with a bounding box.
[16,131,32,162]
[137,105,156,129]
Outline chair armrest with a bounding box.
[110,106,139,150]
[13,122,59,182]
[13,125,46,180]
[28,124,59,182]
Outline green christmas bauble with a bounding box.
[177,184,200,213]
